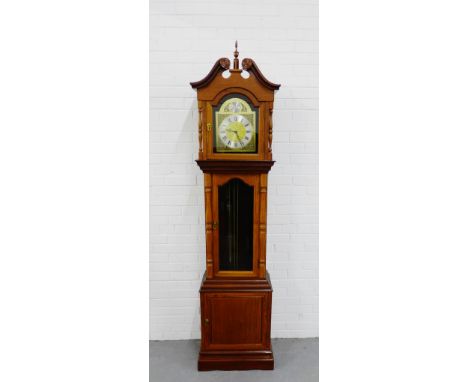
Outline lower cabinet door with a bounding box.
[202,292,270,350]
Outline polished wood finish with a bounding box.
[207,294,263,346]
[204,173,214,278]
[191,43,279,371]
[196,160,275,174]
[190,55,280,92]
[259,174,268,278]
[198,272,274,371]
[241,58,281,90]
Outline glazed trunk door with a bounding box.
[212,174,259,278]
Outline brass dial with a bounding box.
[214,96,257,153]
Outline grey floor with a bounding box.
[149,338,319,382]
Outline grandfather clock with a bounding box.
[190,42,280,371]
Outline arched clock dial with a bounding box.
[214,95,257,153]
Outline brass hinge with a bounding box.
[207,123,212,132]
[212,221,218,230]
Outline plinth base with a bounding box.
[198,272,274,371]
[198,350,274,371]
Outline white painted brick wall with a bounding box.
[150,0,318,340]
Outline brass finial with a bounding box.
[233,40,239,70]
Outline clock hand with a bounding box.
[234,131,244,147]
[225,127,239,139]
[225,128,241,140]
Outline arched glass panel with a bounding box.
[218,179,253,271]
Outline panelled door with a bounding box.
[201,292,270,350]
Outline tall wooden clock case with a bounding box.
[191,43,280,371]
